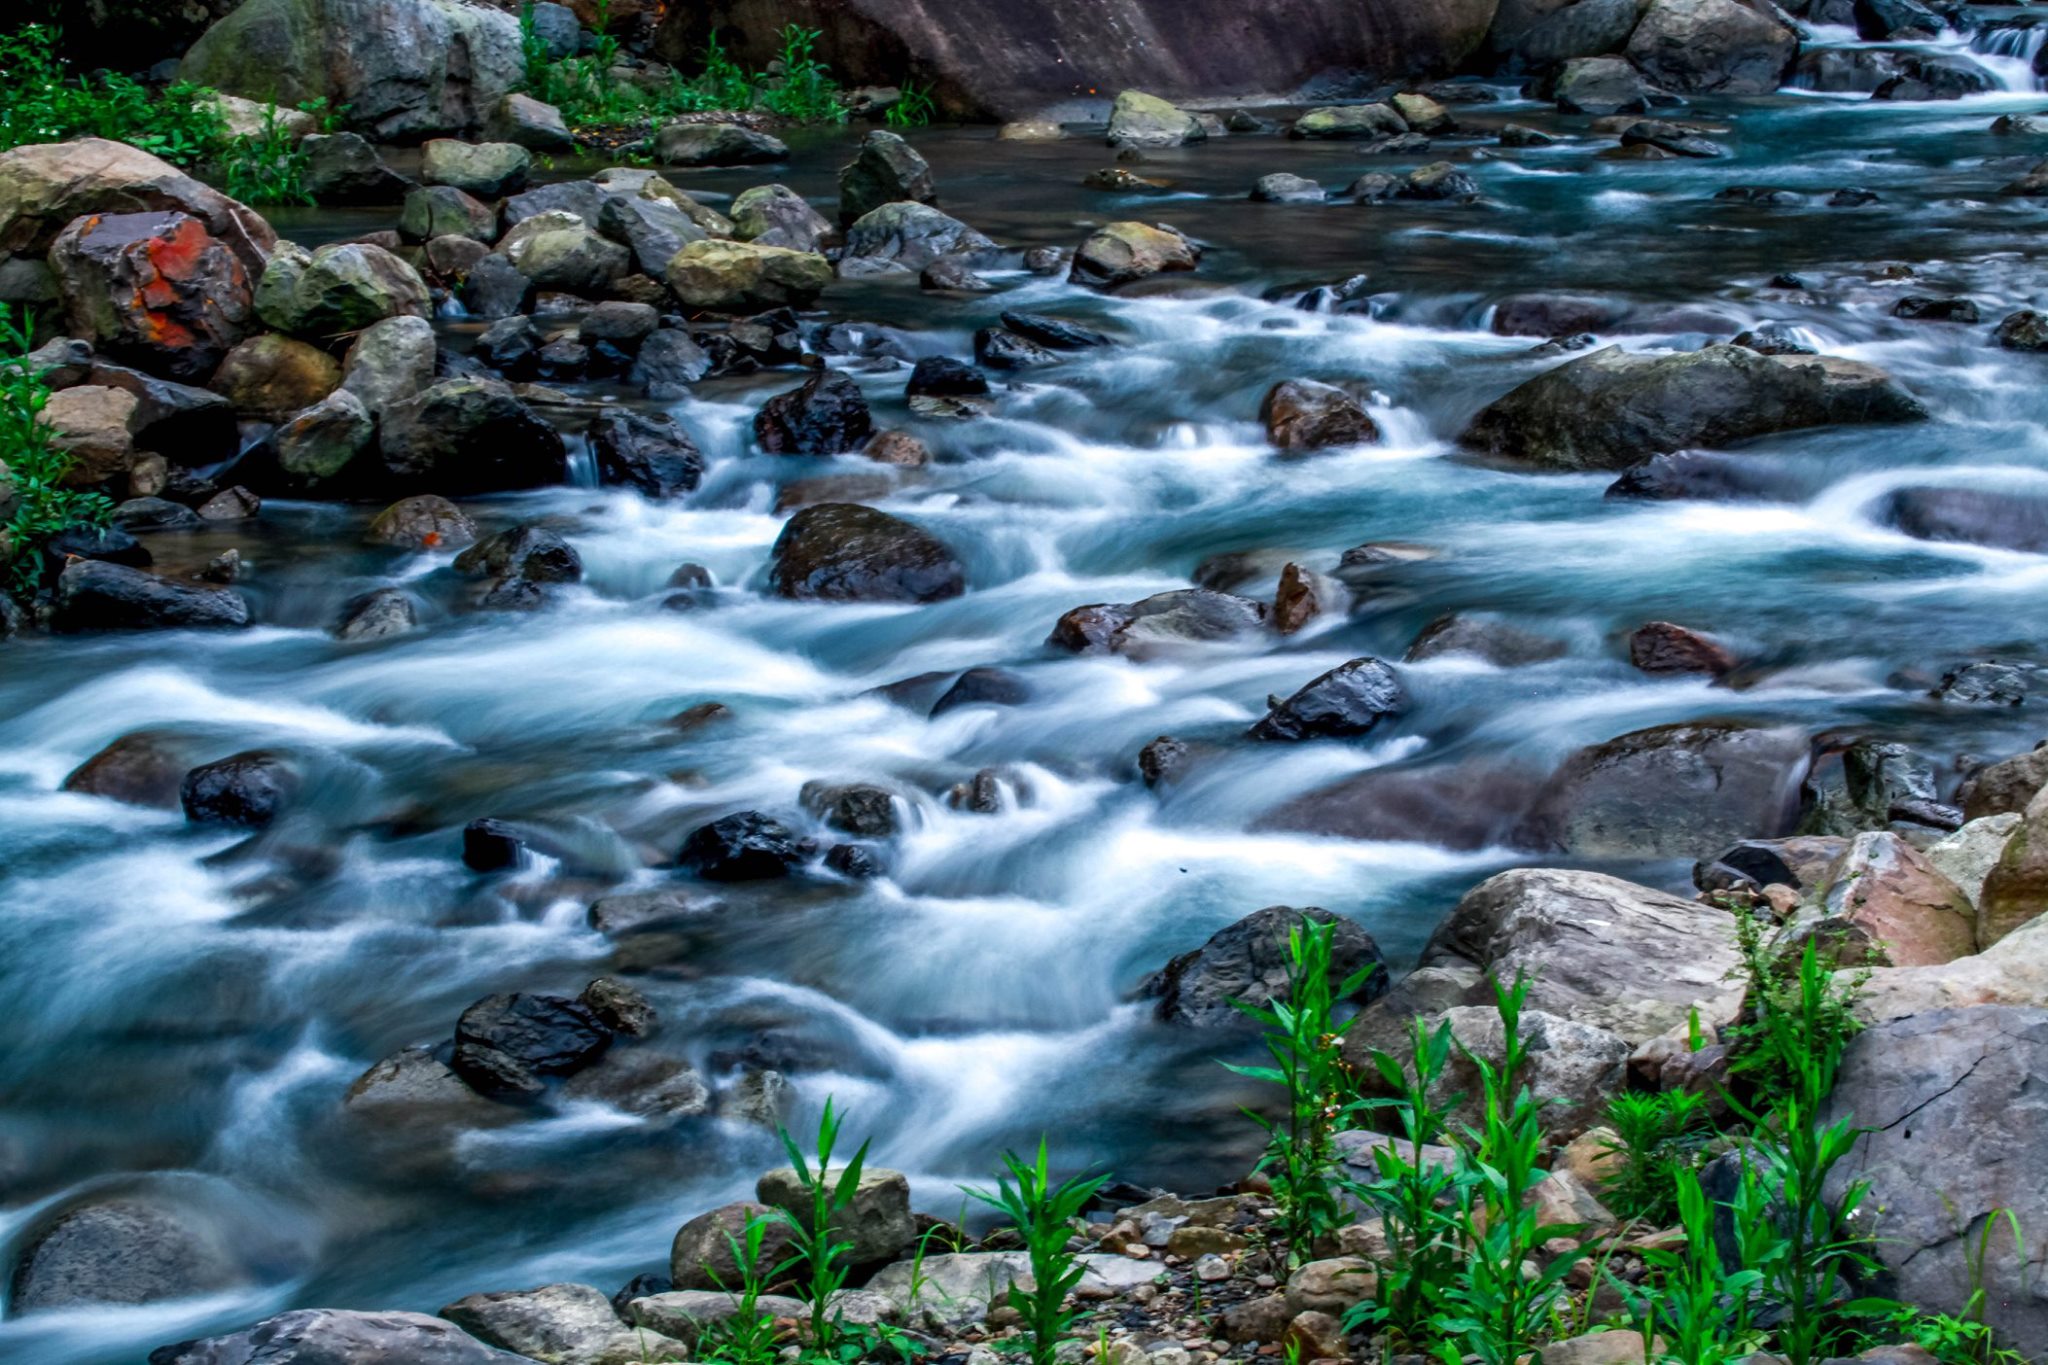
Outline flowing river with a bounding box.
[5,26,2048,1363]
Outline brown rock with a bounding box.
[1272,562,1332,634]
[1959,746,2048,821]
[1628,620,1736,675]
[61,732,189,808]
[1219,1294,1292,1345]
[0,138,275,277]
[40,385,140,487]
[1818,832,1977,967]
[1284,1258,1376,1316]
[1260,379,1379,451]
[363,494,477,551]
[862,429,930,467]
[209,335,342,419]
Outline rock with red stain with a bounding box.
[0,138,274,278]
[49,211,254,383]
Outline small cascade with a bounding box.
[1969,20,2048,90]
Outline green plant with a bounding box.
[0,24,226,163]
[696,1214,789,1365]
[1850,1206,2029,1365]
[1,302,112,600]
[1726,913,1868,1115]
[1222,917,1374,1268]
[1599,1091,1710,1225]
[1430,975,1589,1365]
[886,81,936,128]
[759,25,846,123]
[1733,943,1882,1365]
[767,1098,871,1355]
[1347,1013,1467,1348]
[965,1138,1108,1365]
[216,98,313,206]
[1620,1165,1779,1365]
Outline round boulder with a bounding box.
[767,502,966,603]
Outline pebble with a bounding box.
[1193,1254,1231,1282]
[1253,1274,1277,1289]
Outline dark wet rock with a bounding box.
[921,256,993,292]
[1520,722,1811,858]
[113,497,205,534]
[9,1196,248,1313]
[800,782,901,837]
[1508,0,1640,67]
[1138,735,1195,789]
[632,330,714,398]
[1462,343,1927,472]
[1626,0,1796,94]
[333,587,418,642]
[587,888,719,938]
[256,241,431,339]
[461,818,528,873]
[1137,906,1387,1027]
[453,992,613,1099]
[1251,173,1325,203]
[840,130,935,226]
[1082,166,1172,193]
[459,253,533,319]
[53,560,250,632]
[1258,759,1545,850]
[455,524,583,587]
[1629,620,1737,675]
[1605,449,1807,503]
[302,132,414,204]
[1551,56,1655,115]
[755,371,874,455]
[150,1308,527,1365]
[1400,162,1479,201]
[1619,120,1726,158]
[906,356,990,398]
[592,412,704,499]
[40,524,150,578]
[182,751,297,828]
[1996,310,2048,351]
[1250,658,1406,742]
[840,202,996,277]
[401,185,498,244]
[730,183,836,254]
[1491,293,1627,338]
[1405,613,1568,666]
[656,123,788,166]
[1732,326,1816,357]
[1048,589,1267,657]
[63,732,189,809]
[1830,187,1882,207]
[51,210,252,383]
[598,193,706,277]
[365,495,477,551]
[1000,312,1112,350]
[1879,486,2048,554]
[679,811,803,881]
[376,379,569,495]
[1871,53,1997,101]
[768,503,966,604]
[930,666,1031,716]
[1261,379,1378,450]
[975,328,1060,370]
[488,92,576,152]
[580,978,657,1038]
[1499,123,1555,147]
[1893,296,1981,324]
[1840,739,1960,832]
[1069,221,1200,289]
[671,1202,800,1292]
[1693,834,1850,894]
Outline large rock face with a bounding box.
[1824,1007,2048,1347]
[180,0,524,140]
[1463,345,1926,471]
[0,139,274,279]
[1625,0,1798,95]
[654,0,1499,120]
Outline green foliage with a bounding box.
[215,99,319,206]
[1619,1166,1778,1365]
[886,81,937,128]
[1599,1090,1710,1225]
[1,303,112,602]
[1430,975,1588,1365]
[965,1138,1108,1365]
[695,1215,790,1365]
[1726,911,1868,1115]
[1221,917,1374,1268]
[759,26,847,124]
[1347,1014,1467,1347]
[0,23,225,163]
[768,1098,872,1355]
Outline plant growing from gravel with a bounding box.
[965,1138,1107,1365]
[1223,916,1375,1268]
[758,25,847,124]
[768,1098,871,1355]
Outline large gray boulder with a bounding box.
[10,1195,249,1312]
[1625,0,1799,95]
[840,202,997,277]
[439,1282,685,1365]
[180,0,524,140]
[1463,344,1926,471]
[1520,722,1811,859]
[1824,1007,2048,1347]
[149,1308,528,1364]
[653,0,1498,121]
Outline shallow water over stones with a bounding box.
[7,56,2048,1365]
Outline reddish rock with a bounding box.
[1261,379,1379,451]
[1628,620,1736,675]
[1819,832,1978,967]
[50,211,253,383]
[1272,562,1327,634]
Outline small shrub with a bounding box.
[216,99,315,206]
[767,1098,871,1355]
[1619,1165,1779,1365]
[886,81,937,128]
[758,25,846,124]
[965,1138,1107,1365]
[1599,1090,1710,1225]
[695,1214,789,1365]
[1,302,113,600]
[1725,910,1867,1115]
[1222,916,1374,1268]
[0,24,225,163]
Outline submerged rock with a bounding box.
[1261,379,1379,450]
[839,130,936,225]
[53,560,250,632]
[678,811,803,881]
[656,123,789,166]
[755,371,874,455]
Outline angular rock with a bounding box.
[1261,379,1378,450]
[496,212,630,295]
[364,494,476,550]
[343,315,438,410]
[375,378,568,495]
[453,992,612,1098]
[730,184,836,253]
[1250,658,1406,742]
[302,132,414,204]
[1553,56,1655,115]
[1049,589,1265,657]
[1628,621,1736,675]
[1816,832,1977,967]
[333,587,418,642]
[666,239,831,311]
[256,241,432,338]
[1625,0,1797,95]
[840,130,936,226]
[210,334,341,420]
[598,193,706,277]
[276,388,375,490]
[655,123,789,167]
[840,202,996,277]
[768,502,965,603]
[440,1282,678,1365]
[757,1165,913,1264]
[631,330,713,397]
[1000,311,1113,350]
[422,139,531,198]
[487,93,577,152]
[51,211,252,383]
[755,371,874,455]
[1251,173,1325,204]
[53,559,250,632]
[592,411,704,499]
[678,811,803,881]
[182,751,297,827]
[401,185,499,244]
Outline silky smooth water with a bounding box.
[5,41,2048,1363]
